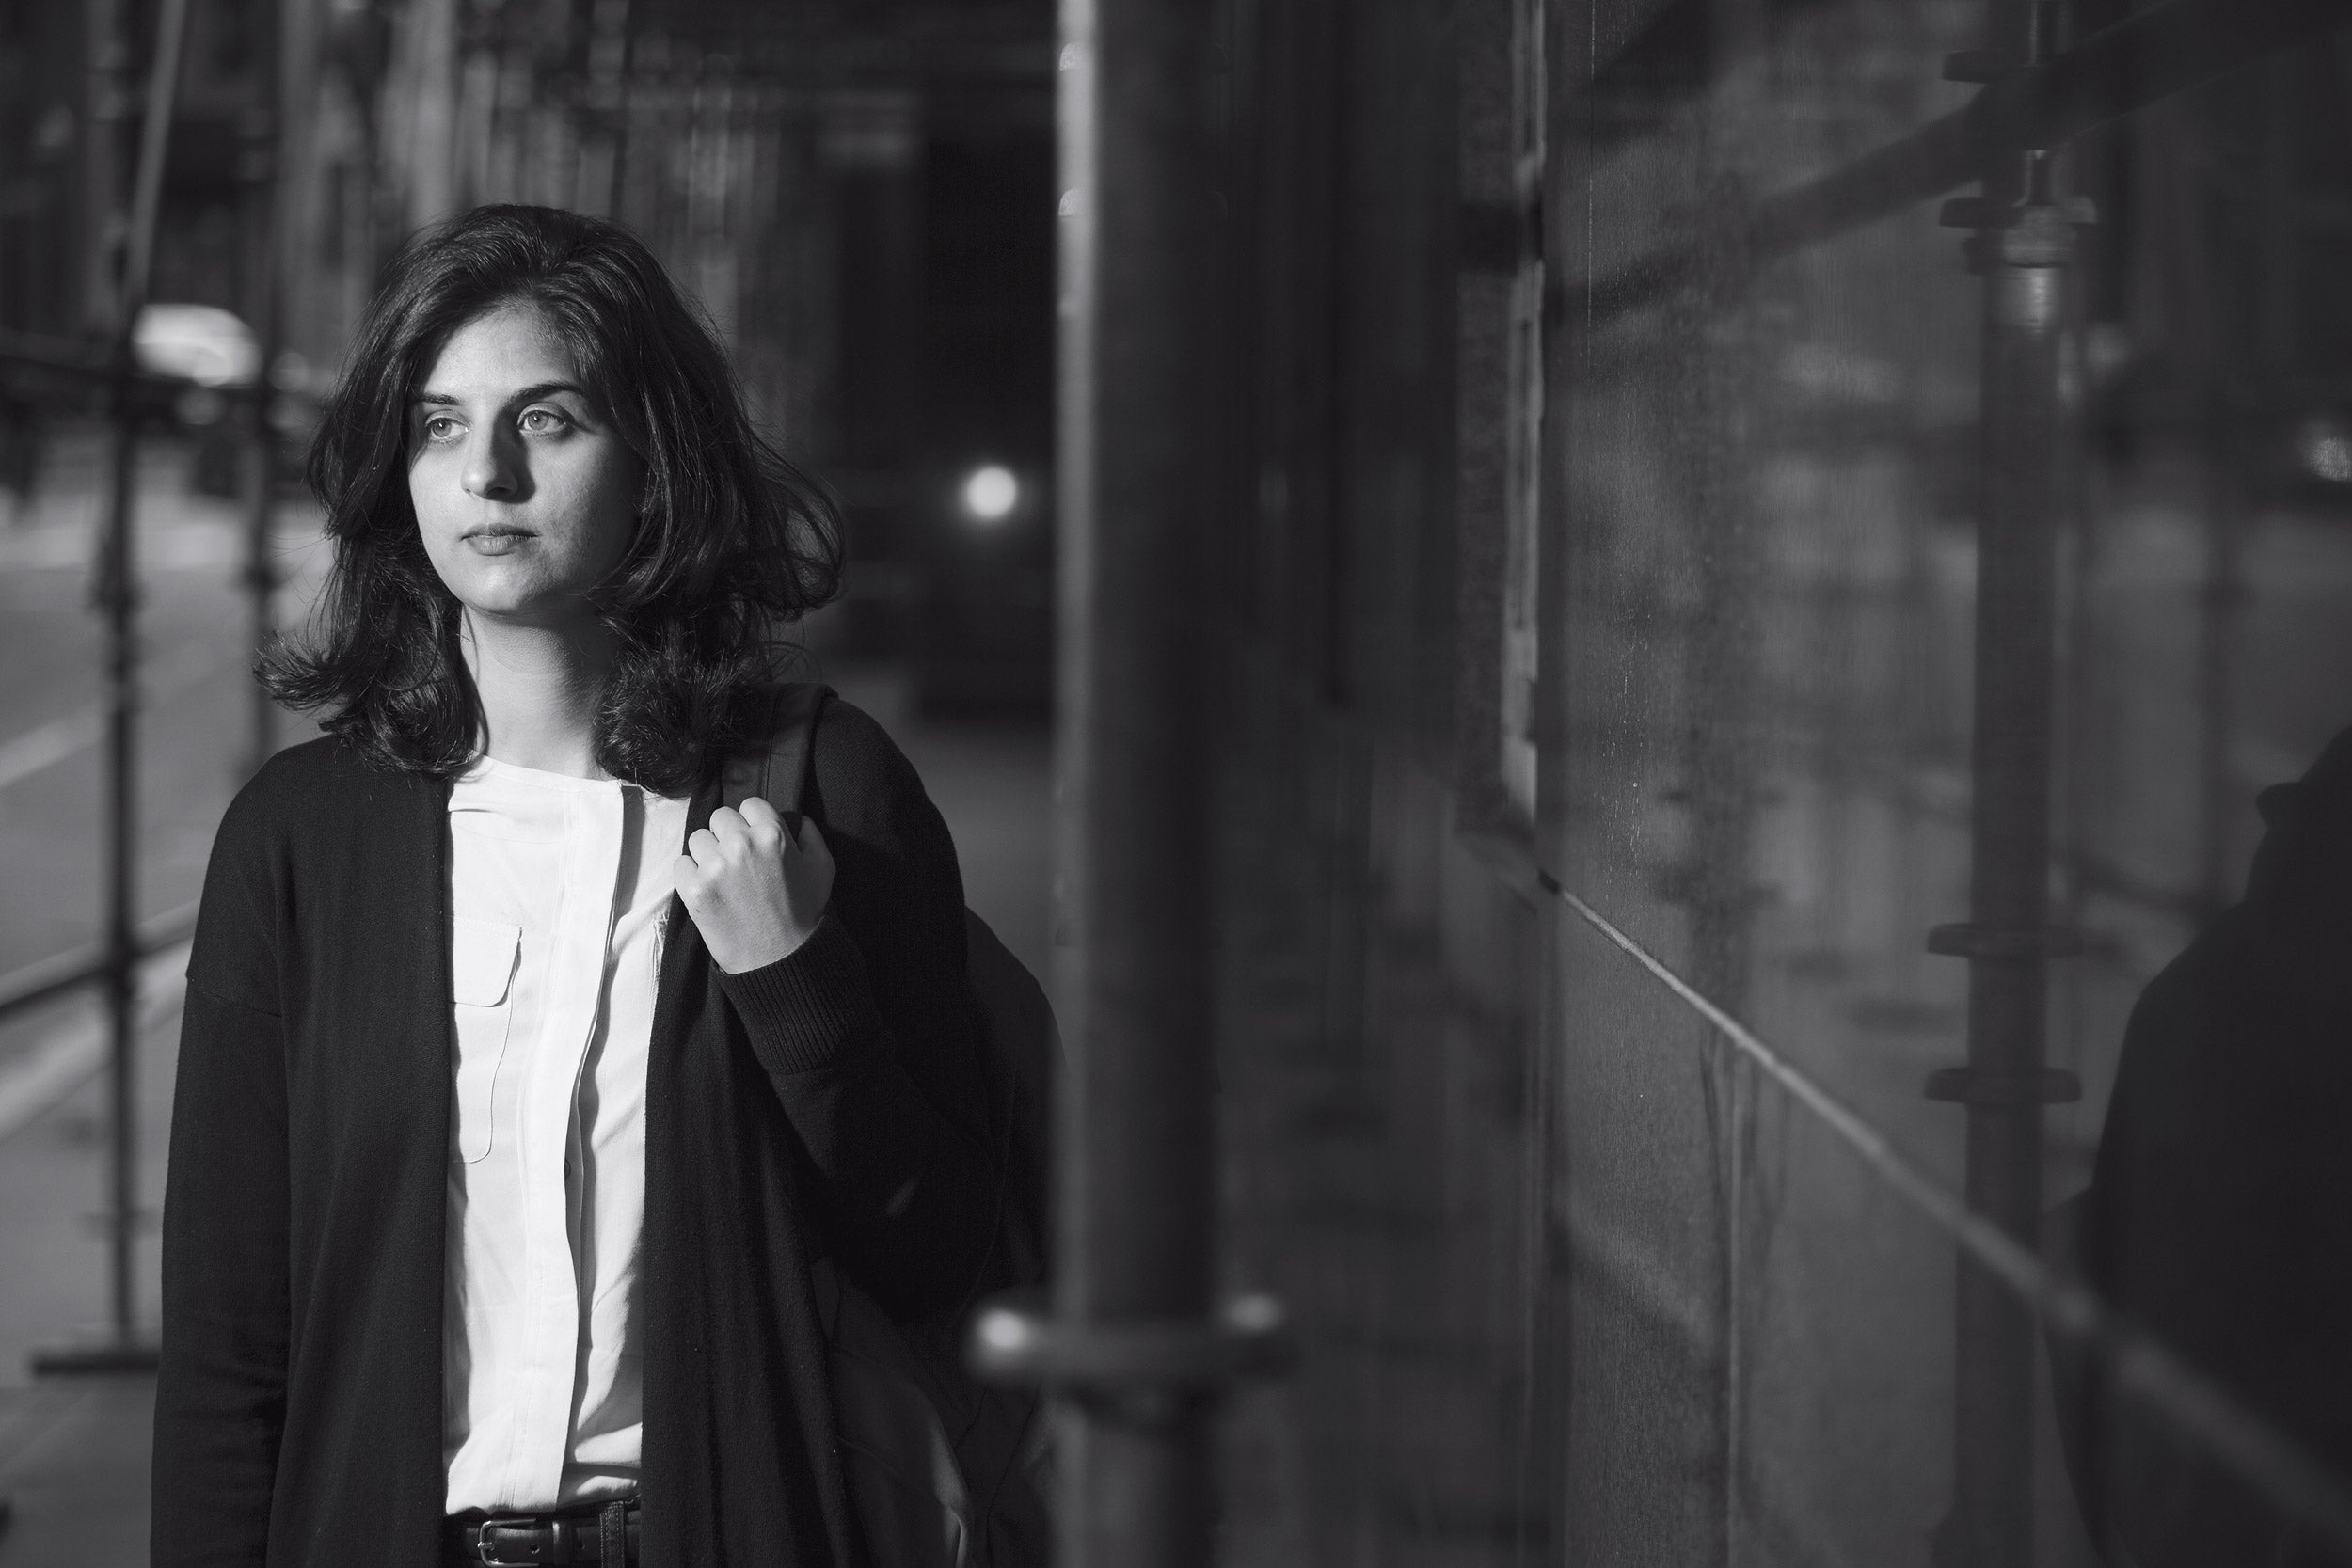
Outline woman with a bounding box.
[153,204,1018,1567]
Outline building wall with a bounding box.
[1207,1,2352,1562]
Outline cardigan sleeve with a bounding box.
[715,696,1019,1321]
[154,789,293,1566]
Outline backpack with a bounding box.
[723,682,1055,1568]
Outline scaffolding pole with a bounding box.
[1049,3,1216,1560]
[1926,0,2085,1559]
[34,0,192,1379]
[243,0,288,780]
[967,2,1289,1561]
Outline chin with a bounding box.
[437,559,537,612]
[465,596,565,626]
[462,586,598,629]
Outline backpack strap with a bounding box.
[722,682,832,818]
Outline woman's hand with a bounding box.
[675,797,836,974]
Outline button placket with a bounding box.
[516,784,627,1506]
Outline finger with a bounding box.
[738,795,785,844]
[673,853,707,901]
[685,827,723,865]
[707,807,748,848]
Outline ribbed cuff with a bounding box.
[715,914,883,1075]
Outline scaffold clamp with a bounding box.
[968,1291,1298,1407]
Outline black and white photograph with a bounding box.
[0,0,2347,1563]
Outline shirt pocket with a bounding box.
[451,916,521,1164]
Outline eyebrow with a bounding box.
[411,380,590,408]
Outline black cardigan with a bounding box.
[153,698,1010,1567]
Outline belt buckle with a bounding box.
[474,1514,551,1567]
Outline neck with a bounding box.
[461,609,616,779]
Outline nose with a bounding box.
[460,426,522,500]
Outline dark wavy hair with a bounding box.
[263,203,843,796]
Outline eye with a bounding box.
[421,413,461,442]
[518,406,571,435]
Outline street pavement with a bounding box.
[0,426,308,1566]
[0,424,1052,1564]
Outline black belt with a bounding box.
[444,1497,640,1566]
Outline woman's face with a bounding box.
[407,301,645,629]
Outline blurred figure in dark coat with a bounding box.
[2068,726,2352,1565]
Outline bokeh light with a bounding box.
[962,465,1018,522]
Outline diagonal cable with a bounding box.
[1540,867,2352,1552]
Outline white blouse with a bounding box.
[440,755,691,1513]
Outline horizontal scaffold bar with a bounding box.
[1558,0,2346,322]
[0,902,199,1025]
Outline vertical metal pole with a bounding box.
[244,0,286,780]
[82,0,129,336]
[95,0,189,1358]
[1928,2,2082,1562]
[1055,1,1216,1564]
[99,369,143,1351]
[1947,205,2066,1568]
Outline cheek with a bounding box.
[571,451,644,567]
[405,451,507,606]
[406,468,468,580]
[406,451,461,539]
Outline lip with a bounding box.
[459,525,535,555]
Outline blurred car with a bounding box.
[131,304,265,499]
[134,303,260,388]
